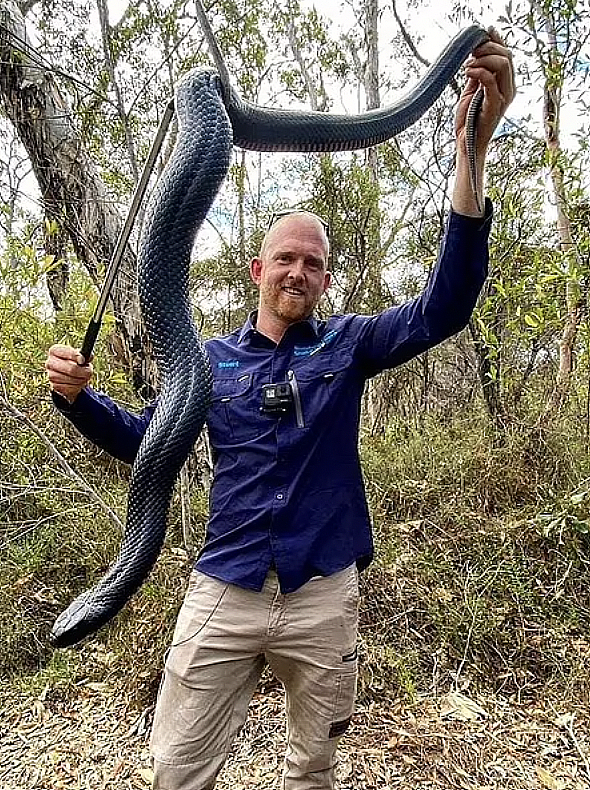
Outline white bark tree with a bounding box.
[0,0,156,394]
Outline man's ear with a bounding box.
[323,270,332,293]
[250,257,262,285]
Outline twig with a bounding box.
[0,394,124,533]
[562,713,590,782]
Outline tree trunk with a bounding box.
[468,317,506,428]
[536,5,583,425]
[360,0,386,429]
[361,0,382,306]
[43,212,70,311]
[0,0,155,397]
[284,0,328,113]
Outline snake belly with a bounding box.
[51,25,487,647]
[225,25,488,151]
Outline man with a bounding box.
[46,32,514,790]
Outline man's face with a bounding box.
[250,214,331,328]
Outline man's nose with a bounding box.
[287,260,305,280]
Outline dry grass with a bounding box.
[3,513,590,789]
[3,547,590,790]
[3,412,590,787]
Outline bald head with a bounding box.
[260,211,330,260]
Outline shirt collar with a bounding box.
[238,311,321,345]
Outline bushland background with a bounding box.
[1,0,590,787]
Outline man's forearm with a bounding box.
[52,387,154,464]
[452,148,486,218]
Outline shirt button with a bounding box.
[276,493,284,500]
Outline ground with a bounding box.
[2,682,589,789]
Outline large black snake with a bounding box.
[51,24,489,647]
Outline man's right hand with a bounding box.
[45,344,93,404]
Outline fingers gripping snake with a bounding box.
[51,25,489,647]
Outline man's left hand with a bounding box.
[456,27,516,157]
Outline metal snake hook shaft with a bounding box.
[79,99,175,362]
[193,0,232,98]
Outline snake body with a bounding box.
[51,71,231,646]
[51,25,489,647]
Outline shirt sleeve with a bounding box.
[353,200,493,376]
[51,387,156,464]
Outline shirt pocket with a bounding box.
[208,373,261,444]
[291,345,356,423]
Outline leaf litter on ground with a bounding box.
[1,682,589,789]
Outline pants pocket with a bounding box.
[171,571,229,648]
[329,658,357,739]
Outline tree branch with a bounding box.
[390,0,461,98]
[0,394,124,532]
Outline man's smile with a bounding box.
[282,286,304,296]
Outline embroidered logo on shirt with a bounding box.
[217,360,240,369]
[294,329,339,357]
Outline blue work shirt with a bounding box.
[53,204,492,593]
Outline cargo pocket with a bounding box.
[328,657,357,739]
[328,566,358,740]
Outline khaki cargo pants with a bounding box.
[150,565,359,790]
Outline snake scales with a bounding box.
[51,24,489,647]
